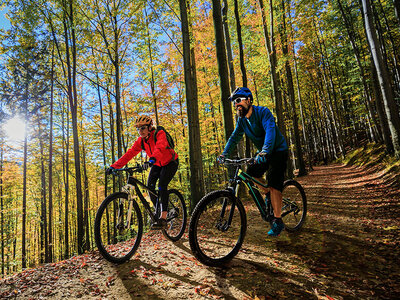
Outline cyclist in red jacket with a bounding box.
[106,115,179,229]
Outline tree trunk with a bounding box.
[62,96,70,259]
[66,0,84,254]
[376,0,400,99]
[258,0,285,133]
[211,0,235,141]
[145,7,159,124]
[0,143,4,275]
[394,0,400,25]
[22,97,28,269]
[362,0,400,157]
[222,0,236,91]
[337,0,381,142]
[222,0,245,158]
[234,0,248,87]
[48,44,54,263]
[279,0,306,176]
[82,144,90,251]
[94,61,108,200]
[179,0,205,208]
[38,119,48,263]
[371,61,393,150]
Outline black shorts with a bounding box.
[246,151,288,192]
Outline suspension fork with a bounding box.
[119,186,134,229]
[218,182,240,231]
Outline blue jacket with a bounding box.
[222,105,288,156]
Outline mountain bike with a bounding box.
[94,164,187,264]
[188,158,306,267]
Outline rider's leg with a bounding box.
[247,162,269,195]
[151,159,179,230]
[147,165,161,207]
[270,187,282,218]
[267,151,288,236]
[157,159,179,219]
[254,177,270,195]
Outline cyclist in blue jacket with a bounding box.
[219,87,289,237]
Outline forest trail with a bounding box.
[1,163,399,299]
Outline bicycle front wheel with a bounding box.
[281,180,307,232]
[94,192,143,263]
[162,189,187,242]
[189,190,247,267]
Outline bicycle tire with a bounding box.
[94,192,143,263]
[281,180,307,232]
[162,189,187,242]
[189,190,247,267]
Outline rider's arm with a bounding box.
[111,139,142,169]
[222,120,244,157]
[260,107,276,155]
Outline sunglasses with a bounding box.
[137,125,148,131]
[233,97,247,104]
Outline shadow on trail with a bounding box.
[111,164,400,300]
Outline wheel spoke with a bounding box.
[95,193,143,263]
[189,191,247,266]
[281,180,307,232]
[162,190,187,242]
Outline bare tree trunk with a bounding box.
[94,62,108,200]
[221,0,245,158]
[22,96,28,269]
[222,0,236,91]
[279,0,306,176]
[179,0,205,208]
[145,7,159,124]
[62,96,70,259]
[371,61,393,150]
[38,119,48,263]
[362,0,400,157]
[48,43,54,263]
[258,0,285,133]
[394,0,400,25]
[82,144,90,251]
[234,0,248,87]
[1,142,4,275]
[337,0,381,141]
[211,0,235,141]
[65,0,84,254]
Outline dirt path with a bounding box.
[1,164,399,299]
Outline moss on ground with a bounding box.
[336,143,400,189]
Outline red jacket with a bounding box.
[111,129,178,169]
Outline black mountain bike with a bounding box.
[189,158,307,267]
[94,164,187,264]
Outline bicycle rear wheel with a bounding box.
[281,180,307,232]
[94,192,143,263]
[189,190,247,267]
[162,189,187,241]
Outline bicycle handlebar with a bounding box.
[221,157,254,166]
[111,164,144,176]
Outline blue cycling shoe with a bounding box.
[268,218,285,237]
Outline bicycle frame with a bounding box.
[228,165,271,221]
[217,162,271,231]
[119,174,159,229]
[225,159,301,223]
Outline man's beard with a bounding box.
[237,105,248,117]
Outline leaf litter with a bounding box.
[0,164,399,299]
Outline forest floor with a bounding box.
[1,162,399,299]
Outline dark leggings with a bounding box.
[147,159,179,212]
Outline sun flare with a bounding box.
[3,116,27,144]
